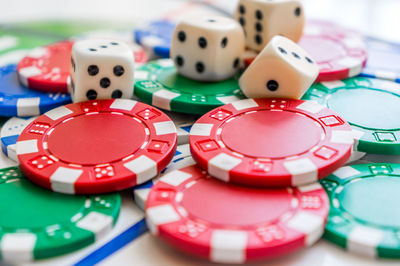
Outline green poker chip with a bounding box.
[0,167,121,262]
[321,163,400,258]
[302,77,400,155]
[134,59,245,115]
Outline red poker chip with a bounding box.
[17,40,148,93]
[244,20,367,82]
[132,43,148,66]
[189,98,353,187]
[146,164,329,264]
[17,40,73,93]
[16,99,177,194]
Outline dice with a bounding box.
[70,39,135,103]
[235,0,304,52]
[170,16,245,82]
[239,36,319,99]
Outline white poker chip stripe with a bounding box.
[0,116,37,161]
[163,110,197,145]
[133,144,193,210]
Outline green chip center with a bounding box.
[0,178,86,229]
[339,176,400,228]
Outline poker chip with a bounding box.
[300,20,367,82]
[321,163,400,258]
[146,164,329,263]
[164,111,197,145]
[17,40,148,93]
[16,99,177,194]
[302,77,400,155]
[132,43,149,66]
[0,64,71,117]
[242,49,257,68]
[134,20,176,58]
[1,116,37,161]
[360,36,400,83]
[345,130,366,164]
[17,41,73,93]
[190,98,353,187]
[134,59,245,115]
[133,144,193,210]
[244,20,367,82]
[0,166,120,262]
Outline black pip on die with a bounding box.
[235,0,305,52]
[239,36,319,99]
[170,16,245,82]
[70,40,135,103]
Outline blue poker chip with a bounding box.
[0,64,71,117]
[134,20,176,58]
[132,144,193,210]
[1,116,36,161]
[360,37,400,83]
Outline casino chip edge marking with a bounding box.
[189,98,354,187]
[0,166,121,262]
[321,163,400,258]
[145,163,329,263]
[134,59,245,115]
[164,111,197,145]
[132,144,193,210]
[1,116,37,162]
[303,77,400,155]
[16,99,177,194]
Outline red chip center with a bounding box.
[221,110,322,158]
[47,113,146,165]
[182,177,293,226]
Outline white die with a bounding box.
[239,36,319,99]
[70,39,134,103]
[235,0,305,52]
[170,16,245,82]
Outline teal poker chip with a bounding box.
[321,163,400,258]
[134,59,245,115]
[302,77,400,155]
